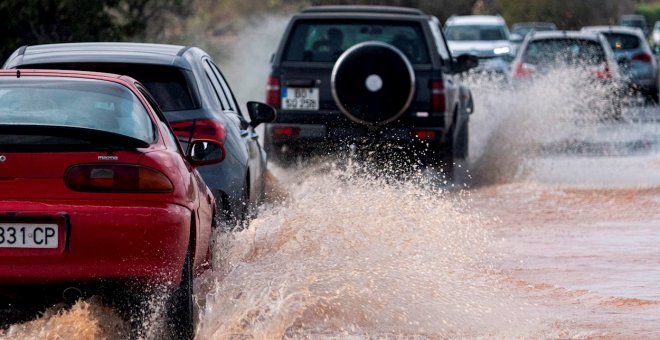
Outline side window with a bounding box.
[202,59,230,110]
[430,18,451,63]
[208,61,252,126]
[208,62,238,112]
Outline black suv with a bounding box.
[265,5,477,178]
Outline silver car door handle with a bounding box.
[240,130,249,137]
[250,132,259,140]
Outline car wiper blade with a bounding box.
[0,124,150,149]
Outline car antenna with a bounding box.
[16,70,20,78]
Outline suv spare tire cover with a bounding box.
[331,41,415,126]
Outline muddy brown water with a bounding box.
[3,153,658,339]
[2,68,660,338]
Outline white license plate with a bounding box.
[281,87,319,110]
[0,224,58,248]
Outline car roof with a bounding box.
[0,69,147,107]
[581,25,644,36]
[512,22,557,28]
[0,68,137,83]
[9,42,191,69]
[620,14,645,20]
[528,30,602,41]
[446,15,506,26]
[301,5,424,16]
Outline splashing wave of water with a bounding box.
[196,162,538,338]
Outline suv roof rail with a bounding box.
[302,5,424,16]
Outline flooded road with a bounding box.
[5,110,658,339]
[2,22,660,339]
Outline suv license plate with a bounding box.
[282,87,319,110]
[0,224,58,248]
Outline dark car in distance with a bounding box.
[509,22,558,53]
[619,14,649,37]
[511,22,557,38]
[265,5,477,180]
[3,43,276,225]
[0,69,221,338]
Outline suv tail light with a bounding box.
[632,52,652,63]
[272,126,300,137]
[65,164,173,193]
[170,119,227,162]
[266,76,281,108]
[412,130,437,141]
[512,63,536,79]
[431,80,445,113]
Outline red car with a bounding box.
[0,70,221,338]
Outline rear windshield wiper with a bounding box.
[0,124,150,150]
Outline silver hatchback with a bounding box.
[582,26,659,101]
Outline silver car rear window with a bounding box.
[603,33,641,51]
[523,38,606,65]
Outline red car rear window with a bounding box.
[0,77,155,143]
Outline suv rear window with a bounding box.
[21,63,199,112]
[523,38,606,65]
[284,20,430,64]
[602,33,640,51]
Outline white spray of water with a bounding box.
[196,162,544,338]
[464,67,639,185]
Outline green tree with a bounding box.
[495,0,636,29]
[309,0,478,22]
[636,3,660,28]
[0,0,121,60]
[0,0,193,62]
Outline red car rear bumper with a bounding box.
[0,200,191,285]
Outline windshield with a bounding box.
[523,38,606,65]
[283,20,430,64]
[0,77,155,143]
[445,25,508,41]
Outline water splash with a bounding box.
[0,297,127,340]
[464,67,637,185]
[195,161,540,338]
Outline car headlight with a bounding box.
[493,47,511,55]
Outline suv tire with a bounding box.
[332,42,415,126]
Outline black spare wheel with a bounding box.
[331,41,415,126]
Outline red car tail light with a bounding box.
[431,80,445,113]
[65,164,173,193]
[632,52,652,63]
[592,63,613,80]
[169,119,227,162]
[512,63,536,79]
[266,76,281,108]
[413,130,437,141]
[272,126,300,137]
